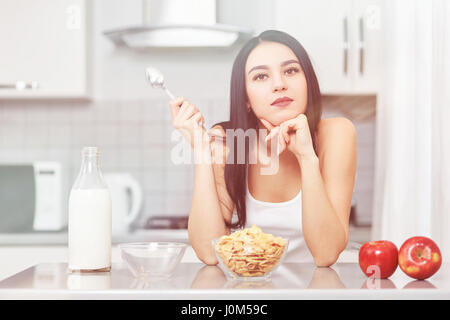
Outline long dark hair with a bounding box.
[214,30,322,229]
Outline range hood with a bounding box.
[103,0,253,48]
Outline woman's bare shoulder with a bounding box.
[316,117,356,156]
[317,117,355,139]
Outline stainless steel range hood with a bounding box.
[103,0,253,48]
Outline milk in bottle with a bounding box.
[68,147,112,272]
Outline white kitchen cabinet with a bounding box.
[0,0,90,99]
[274,0,382,94]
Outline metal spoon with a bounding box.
[145,66,224,142]
[145,67,175,100]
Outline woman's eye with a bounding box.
[253,73,268,81]
[285,67,299,75]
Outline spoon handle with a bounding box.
[164,87,175,100]
[160,86,221,140]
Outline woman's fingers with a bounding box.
[177,101,189,118]
[172,102,189,129]
[265,124,290,146]
[169,97,186,119]
[280,123,289,143]
[280,123,291,144]
[190,112,203,128]
[265,126,279,142]
[264,127,286,156]
[170,98,204,132]
[170,97,200,122]
[277,132,287,156]
[284,114,308,132]
[262,115,311,155]
[168,98,208,149]
[178,102,198,120]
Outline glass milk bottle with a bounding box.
[68,147,112,272]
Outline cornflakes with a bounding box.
[214,225,287,277]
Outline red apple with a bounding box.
[359,240,398,279]
[398,236,442,280]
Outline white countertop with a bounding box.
[0,229,189,245]
[0,262,448,300]
[0,244,360,283]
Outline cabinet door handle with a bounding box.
[0,81,39,90]
[359,17,365,75]
[343,16,349,76]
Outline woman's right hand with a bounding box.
[169,97,208,149]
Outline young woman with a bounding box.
[169,30,357,267]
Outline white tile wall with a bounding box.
[143,169,166,191]
[141,147,167,167]
[143,191,166,217]
[141,124,167,146]
[166,167,190,192]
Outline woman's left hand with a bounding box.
[261,114,316,158]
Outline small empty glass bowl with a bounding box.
[212,237,289,280]
[119,242,187,278]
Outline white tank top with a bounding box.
[231,169,314,263]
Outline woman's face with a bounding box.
[245,41,308,127]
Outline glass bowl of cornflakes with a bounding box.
[212,225,289,280]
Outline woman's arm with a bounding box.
[298,117,357,267]
[168,98,234,265]
[263,115,357,266]
[188,125,235,265]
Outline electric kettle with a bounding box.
[103,173,143,236]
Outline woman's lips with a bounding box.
[271,97,293,107]
[271,100,293,107]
